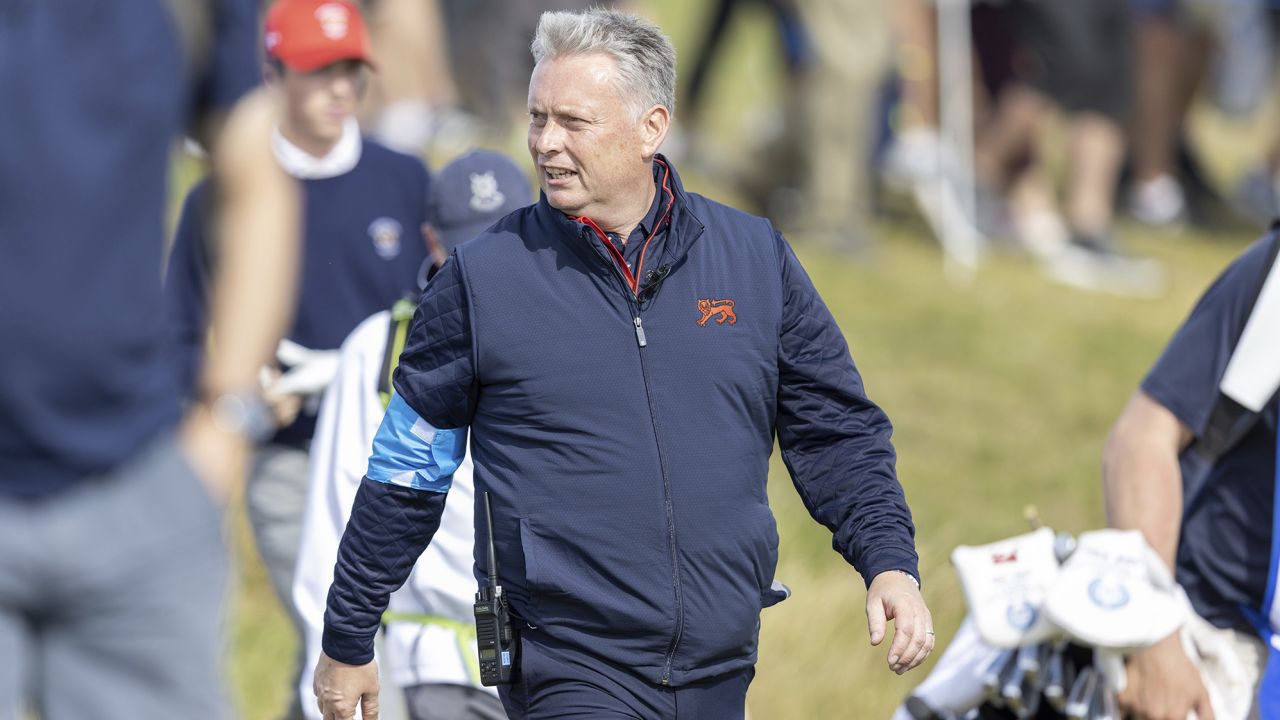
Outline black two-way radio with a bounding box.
[474,492,516,685]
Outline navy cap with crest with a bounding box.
[428,150,533,252]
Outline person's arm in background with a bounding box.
[182,87,301,503]
[771,232,933,676]
[1103,392,1192,572]
[1103,393,1215,720]
[166,0,301,502]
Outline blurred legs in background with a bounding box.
[364,0,471,155]
[786,0,890,255]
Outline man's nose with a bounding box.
[329,70,358,99]
[533,121,564,155]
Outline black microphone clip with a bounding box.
[639,264,671,299]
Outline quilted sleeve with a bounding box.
[322,474,448,664]
[392,254,478,429]
[773,232,920,587]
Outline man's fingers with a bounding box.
[886,615,914,670]
[361,691,381,720]
[903,625,935,671]
[1194,689,1217,720]
[866,596,887,646]
[320,699,353,720]
[886,603,935,673]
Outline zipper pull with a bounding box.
[633,317,647,347]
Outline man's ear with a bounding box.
[638,104,670,158]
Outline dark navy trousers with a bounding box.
[498,630,754,719]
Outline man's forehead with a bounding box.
[528,55,622,113]
[531,53,620,90]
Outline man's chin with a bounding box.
[544,190,586,216]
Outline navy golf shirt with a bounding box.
[1142,236,1279,631]
[167,140,430,445]
[0,0,259,499]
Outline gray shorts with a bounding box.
[0,431,229,720]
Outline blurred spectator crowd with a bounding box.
[364,0,1280,298]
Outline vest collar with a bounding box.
[542,155,705,265]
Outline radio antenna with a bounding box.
[484,491,499,584]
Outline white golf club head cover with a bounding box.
[952,527,1060,648]
[1043,529,1188,652]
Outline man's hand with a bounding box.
[1118,633,1214,720]
[262,368,303,428]
[179,405,249,507]
[866,570,934,675]
[314,651,380,720]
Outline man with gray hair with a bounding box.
[314,9,932,719]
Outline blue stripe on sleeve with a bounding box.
[367,392,466,493]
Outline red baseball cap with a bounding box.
[264,0,375,73]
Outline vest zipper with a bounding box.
[580,223,685,684]
[627,290,684,686]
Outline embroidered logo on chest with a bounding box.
[696,298,736,327]
[368,217,403,259]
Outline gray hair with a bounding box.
[530,8,676,118]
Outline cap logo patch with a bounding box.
[368,217,403,259]
[469,171,506,213]
[314,3,351,39]
[696,298,737,327]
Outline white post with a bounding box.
[935,0,981,279]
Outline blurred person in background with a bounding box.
[884,0,942,183]
[676,0,890,256]
[1102,229,1279,718]
[0,0,299,718]
[313,9,931,719]
[968,0,1164,297]
[166,0,429,716]
[672,0,810,193]
[294,150,532,720]
[1210,0,1280,229]
[784,0,890,254]
[679,0,809,137]
[1126,0,1259,232]
[362,0,470,155]
[436,0,619,148]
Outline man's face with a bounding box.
[277,59,364,147]
[527,52,651,219]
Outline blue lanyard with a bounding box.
[1257,401,1280,719]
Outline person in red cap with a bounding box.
[263,0,376,158]
[166,2,433,718]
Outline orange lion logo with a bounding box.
[696,298,737,327]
